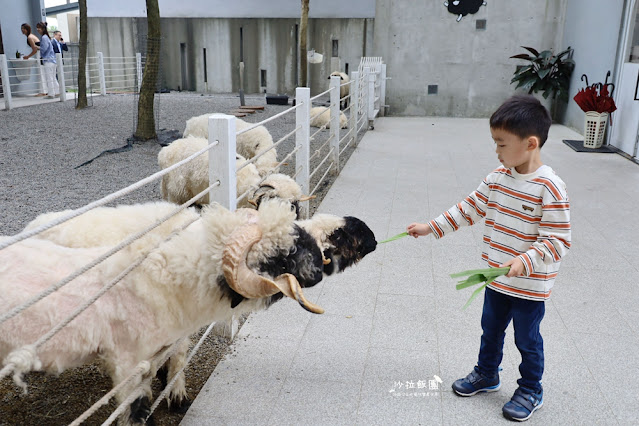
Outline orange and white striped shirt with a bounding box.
[429,165,571,301]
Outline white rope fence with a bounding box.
[0,58,387,423]
[0,140,219,253]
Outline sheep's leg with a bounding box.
[157,339,191,413]
[108,358,154,426]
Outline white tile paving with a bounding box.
[182,117,639,425]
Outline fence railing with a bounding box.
[0,52,144,109]
[0,60,386,425]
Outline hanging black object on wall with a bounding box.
[444,0,487,22]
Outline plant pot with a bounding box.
[583,111,608,149]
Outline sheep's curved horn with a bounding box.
[298,195,316,202]
[222,214,324,314]
[271,273,325,314]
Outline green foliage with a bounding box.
[510,46,575,102]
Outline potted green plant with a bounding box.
[509,46,575,113]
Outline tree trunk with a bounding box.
[134,0,161,140]
[299,0,309,87]
[76,0,88,109]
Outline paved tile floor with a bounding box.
[182,117,639,425]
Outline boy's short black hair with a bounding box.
[490,95,552,148]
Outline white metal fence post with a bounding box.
[329,75,341,174]
[136,53,143,91]
[365,66,375,129]
[85,61,91,91]
[380,63,387,117]
[56,53,66,102]
[97,52,106,96]
[208,114,237,211]
[349,71,359,147]
[0,55,13,110]
[295,87,311,219]
[208,113,238,339]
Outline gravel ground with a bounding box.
[0,92,363,425]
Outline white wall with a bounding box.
[87,0,375,19]
[561,0,625,132]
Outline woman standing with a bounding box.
[20,23,39,60]
[35,22,59,98]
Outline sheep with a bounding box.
[309,106,348,129]
[158,137,312,214]
[2,200,377,424]
[183,115,278,176]
[158,137,261,207]
[329,71,350,110]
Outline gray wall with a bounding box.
[561,0,626,131]
[87,17,373,96]
[87,0,375,19]
[373,0,567,117]
[0,0,46,57]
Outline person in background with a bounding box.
[51,31,68,57]
[35,22,59,99]
[20,23,39,60]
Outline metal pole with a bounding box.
[295,87,311,218]
[349,71,359,147]
[208,114,237,211]
[0,55,13,110]
[208,113,238,338]
[380,63,387,117]
[56,53,66,102]
[329,75,341,173]
[136,52,142,92]
[97,52,106,96]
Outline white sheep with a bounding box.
[158,137,311,213]
[309,106,348,129]
[183,115,278,176]
[4,200,377,423]
[329,71,350,110]
[157,137,261,207]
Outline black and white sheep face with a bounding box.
[322,216,377,276]
[219,224,324,309]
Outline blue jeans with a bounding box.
[476,287,545,393]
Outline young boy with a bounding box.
[407,95,570,422]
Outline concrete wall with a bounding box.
[87,17,372,95]
[87,0,375,18]
[373,0,568,117]
[0,0,46,58]
[561,0,626,132]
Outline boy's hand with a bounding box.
[500,257,525,277]
[407,223,431,238]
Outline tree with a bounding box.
[299,0,309,87]
[134,0,161,140]
[76,0,88,109]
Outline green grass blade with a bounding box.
[461,278,497,310]
[378,232,409,244]
[455,274,486,290]
[450,267,510,279]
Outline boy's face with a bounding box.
[490,127,537,169]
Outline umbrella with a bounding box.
[573,72,617,124]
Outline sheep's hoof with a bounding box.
[169,397,192,414]
[130,396,154,425]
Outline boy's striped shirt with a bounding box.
[428,165,570,301]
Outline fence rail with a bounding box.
[0,52,144,109]
[0,56,386,425]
